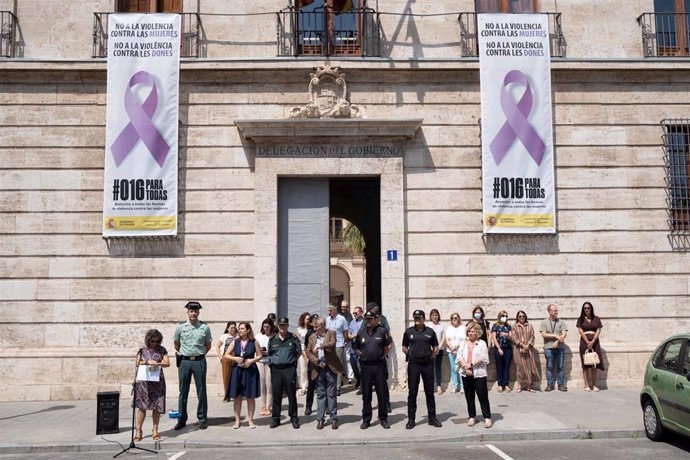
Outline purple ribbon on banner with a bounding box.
[489,69,546,166]
[111,71,170,167]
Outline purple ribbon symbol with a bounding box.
[111,71,170,167]
[489,70,546,166]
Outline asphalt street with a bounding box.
[2,439,688,460]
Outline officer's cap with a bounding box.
[278,316,289,325]
[413,309,425,319]
[185,301,202,310]
[366,301,378,311]
[363,310,378,319]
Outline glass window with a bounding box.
[653,339,684,373]
[663,123,690,232]
[296,0,362,55]
[682,341,690,375]
[653,0,690,54]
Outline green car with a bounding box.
[640,333,690,441]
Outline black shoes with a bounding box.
[291,419,300,429]
[355,389,362,395]
[545,384,555,392]
[405,419,415,429]
[360,421,370,430]
[304,408,312,416]
[428,418,442,428]
[199,421,208,430]
[380,419,390,429]
[316,420,324,430]
[173,421,186,430]
[270,420,280,429]
[558,384,568,392]
[331,420,338,430]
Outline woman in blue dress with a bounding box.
[224,322,261,429]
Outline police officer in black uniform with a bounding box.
[354,309,392,429]
[402,309,442,429]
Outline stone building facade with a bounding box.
[0,0,688,400]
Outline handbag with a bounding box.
[583,348,600,366]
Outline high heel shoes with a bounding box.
[134,429,143,441]
[152,430,161,440]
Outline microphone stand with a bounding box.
[114,348,157,458]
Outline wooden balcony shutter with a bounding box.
[158,0,183,13]
[117,0,155,12]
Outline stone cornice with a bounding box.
[4,58,690,72]
[234,118,424,143]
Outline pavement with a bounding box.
[0,385,645,454]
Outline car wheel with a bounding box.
[643,400,664,441]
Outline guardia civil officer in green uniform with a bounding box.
[354,309,392,430]
[173,301,212,430]
[402,309,442,429]
[268,316,302,429]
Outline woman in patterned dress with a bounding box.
[133,329,169,441]
[510,310,540,392]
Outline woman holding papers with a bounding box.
[133,329,170,441]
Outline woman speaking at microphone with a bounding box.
[133,329,170,441]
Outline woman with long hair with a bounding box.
[224,322,261,428]
[467,306,490,345]
[511,310,539,392]
[255,318,274,415]
[576,301,605,391]
[133,329,170,441]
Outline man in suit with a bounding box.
[306,316,344,429]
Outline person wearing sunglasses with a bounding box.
[133,329,170,441]
[445,313,466,393]
[511,310,539,393]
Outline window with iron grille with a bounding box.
[662,120,690,233]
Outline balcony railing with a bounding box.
[0,11,17,58]
[92,12,201,58]
[458,12,566,58]
[277,6,381,57]
[638,12,690,57]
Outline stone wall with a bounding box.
[1,62,687,399]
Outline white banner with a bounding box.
[103,14,180,237]
[479,14,556,234]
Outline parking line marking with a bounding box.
[486,444,514,460]
[168,451,187,460]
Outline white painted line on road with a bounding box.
[167,451,186,460]
[486,444,514,460]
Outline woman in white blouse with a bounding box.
[295,312,311,395]
[456,322,492,428]
[444,313,466,393]
[426,308,446,394]
[255,318,274,416]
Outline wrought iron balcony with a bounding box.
[0,11,18,58]
[458,12,566,58]
[92,12,201,58]
[638,12,690,57]
[277,5,381,57]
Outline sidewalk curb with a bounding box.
[0,428,646,454]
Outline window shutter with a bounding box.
[158,0,183,13]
